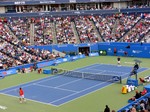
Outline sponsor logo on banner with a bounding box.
[14,1,25,5]
[90,0,99,2]
[80,54,85,58]
[74,11,81,14]
[37,55,85,68]
[107,48,112,53]
[40,1,55,3]
[1,69,17,76]
[87,43,91,46]
[63,58,68,62]
[39,13,45,16]
[6,69,16,75]
[89,53,99,57]
[57,45,68,47]
[118,49,124,53]
[144,46,147,50]
[73,56,78,60]
[74,44,78,46]
[132,50,142,54]
[1,71,7,75]
[69,0,76,3]
[55,60,61,64]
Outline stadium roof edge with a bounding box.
[0,8,149,17]
[0,0,132,6]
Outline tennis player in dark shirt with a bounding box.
[134,62,139,70]
[117,57,121,66]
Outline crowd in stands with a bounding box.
[121,95,150,112]
[7,17,31,46]
[0,12,149,69]
[2,13,149,45]
[0,39,22,69]
[55,17,76,44]
[93,15,116,42]
[122,15,150,42]
[115,14,141,41]
[74,16,99,43]
[93,14,142,42]
[34,17,53,45]
[0,19,60,69]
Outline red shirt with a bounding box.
[19,89,24,96]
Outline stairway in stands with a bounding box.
[118,17,142,42]
[142,31,150,43]
[51,22,57,44]
[71,21,81,44]
[4,23,19,41]
[88,17,103,42]
[111,18,119,38]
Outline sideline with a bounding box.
[124,62,135,64]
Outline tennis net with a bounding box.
[51,68,122,83]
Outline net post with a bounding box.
[51,68,54,74]
[82,73,84,79]
[120,76,122,84]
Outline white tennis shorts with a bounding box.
[20,95,24,98]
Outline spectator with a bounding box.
[141,88,147,96]
[104,105,110,112]
[124,51,128,56]
[117,56,121,65]
[114,48,117,56]
[130,90,141,101]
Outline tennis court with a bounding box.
[0,63,148,106]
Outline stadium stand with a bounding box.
[2,13,149,45]
[0,1,150,111]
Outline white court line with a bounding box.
[56,78,82,88]
[75,63,132,75]
[58,82,114,106]
[0,93,57,107]
[2,84,33,94]
[34,75,62,84]
[34,83,78,93]
[32,66,149,106]
[88,68,127,74]
[77,68,104,72]
[1,63,149,107]
[97,63,150,69]
[1,76,62,93]
[0,74,60,91]
[124,62,135,64]
[75,64,103,72]
[57,69,148,106]
[50,81,107,104]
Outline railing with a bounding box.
[117,92,150,112]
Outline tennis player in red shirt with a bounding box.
[19,87,26,103]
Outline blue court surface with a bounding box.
[0,64,148,106]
